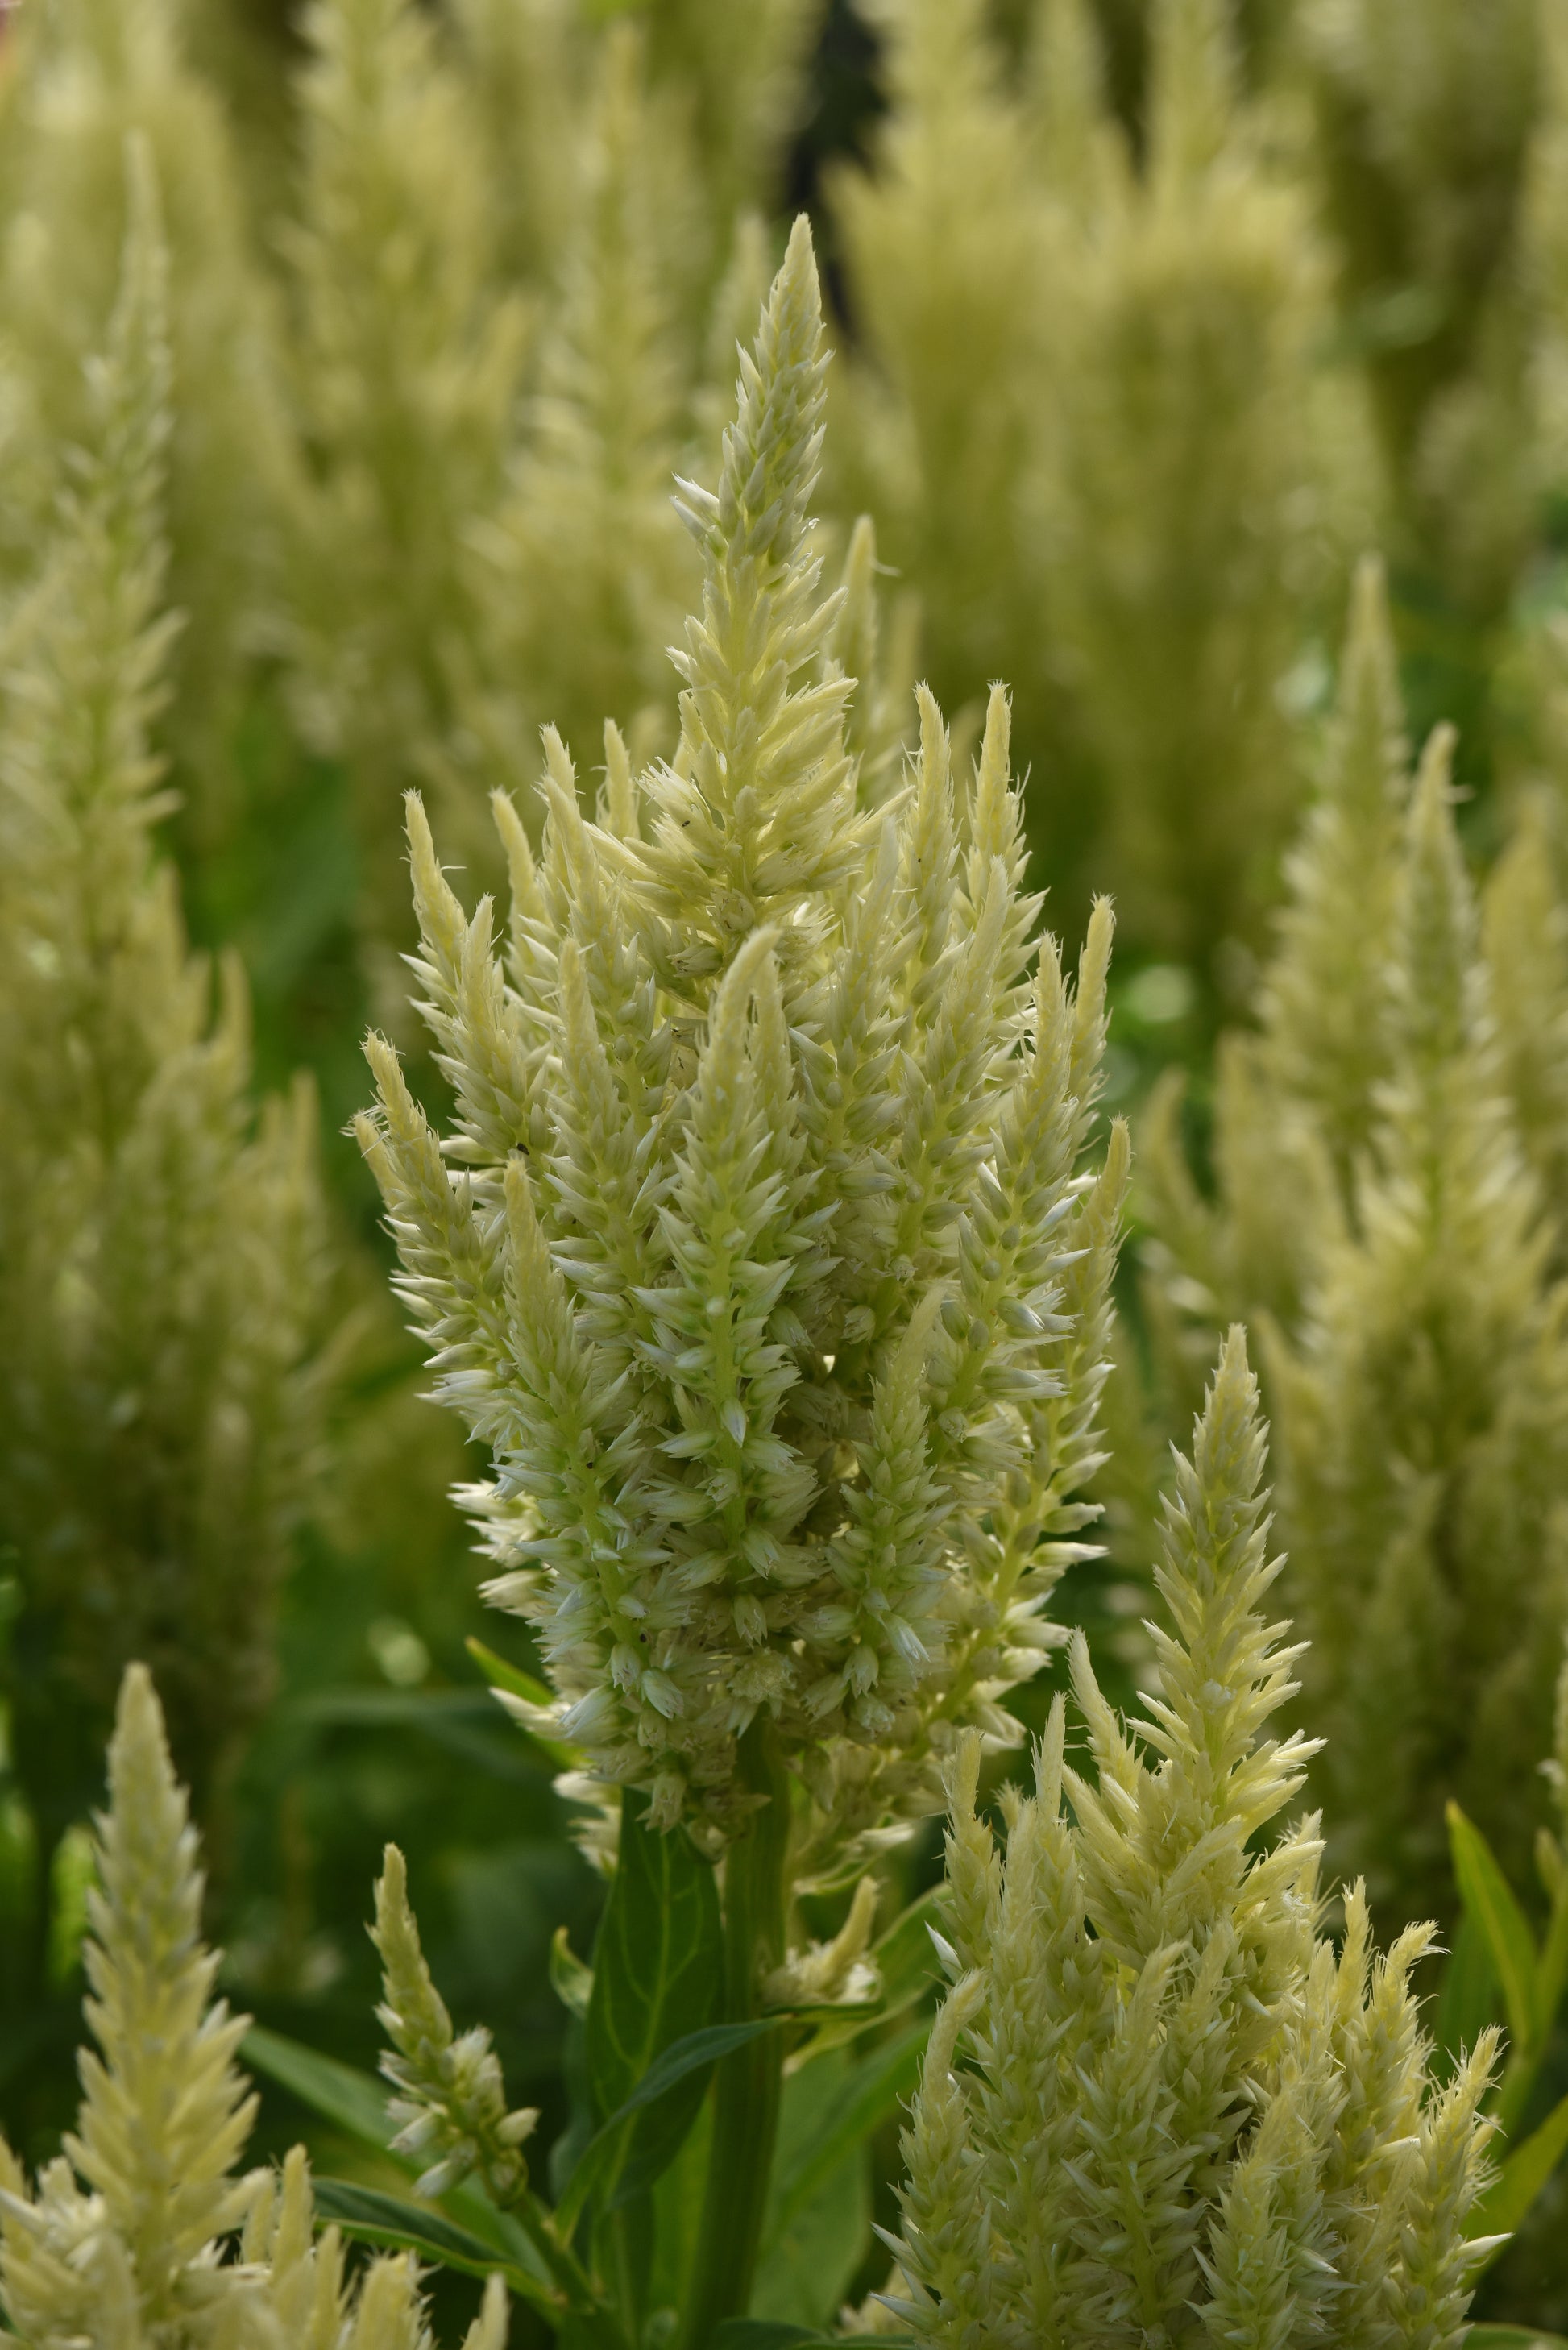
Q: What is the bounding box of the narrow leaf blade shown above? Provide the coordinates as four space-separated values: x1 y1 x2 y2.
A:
1468 2086 1568 2248
311 2178 560 2319
243 2024 394 2152
1447 1802 1538 2054
556 2018 785 2237
1465 2331 1568 2349
581 1791 722 2211
767 2024 929 2244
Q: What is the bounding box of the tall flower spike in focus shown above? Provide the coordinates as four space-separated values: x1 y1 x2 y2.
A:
894 1329 1502 2350
357 214 1126 1876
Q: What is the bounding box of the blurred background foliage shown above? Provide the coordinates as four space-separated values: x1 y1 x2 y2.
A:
10 0 1568 2334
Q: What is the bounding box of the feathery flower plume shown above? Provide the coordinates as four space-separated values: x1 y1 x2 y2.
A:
358 216 1125 1874
894 1331 1501 2350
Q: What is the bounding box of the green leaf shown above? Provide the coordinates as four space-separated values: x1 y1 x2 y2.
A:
754 2053 871 2331
1433 1910 1500 2067
243 2024 394 2150
288 1688 544 1783
467 1637 583 1772
1468 2086 1568 2251
311 2178 561 2317
556 2018 786 2238
1447 1802 1539 2055
1465 2332 1568 2350
581 1791 722 2210
711 2327 825 2350
765 2023 928 2246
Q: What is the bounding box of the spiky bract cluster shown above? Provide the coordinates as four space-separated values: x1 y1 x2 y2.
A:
358 219 1125 1866
1038 0 1331 976
894 1333 1500 2350
0 1666 509 2350
0 0 291 795
0 162 326 1842
834 0 1338 985
372 1845 539 2206
1143 563 1568 1926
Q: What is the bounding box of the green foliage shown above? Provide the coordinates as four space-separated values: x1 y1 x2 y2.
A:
0 160 328 1907
357 217 1126 1872
894 1331 1502 2350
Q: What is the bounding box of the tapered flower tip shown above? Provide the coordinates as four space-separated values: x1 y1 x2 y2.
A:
106 1661 182 1833
687 212 828 569
1331 550 1406 808
96 1661 205 1951
1399 721 1471 1065
1190 1323 1267 1511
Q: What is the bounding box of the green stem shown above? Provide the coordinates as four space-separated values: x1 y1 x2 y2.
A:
682 1721 790 2350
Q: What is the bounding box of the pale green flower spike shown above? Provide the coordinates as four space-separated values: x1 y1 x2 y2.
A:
1270 735 1568 1927
372 1844 540 2205
1257 551 1409 1193
358 215 1126 1870
0 1664 259 2350
0 152 327 1887
1138 558 1408 1421
475 21 700 782
1143 578 1568 1924
1483 787 1568 1273
832 0 1047 715
284 0 528 945
642 0 826 235
0 0 291 803
894 1330 1503 2350
1041 0 1327 978
0 1667 512 2350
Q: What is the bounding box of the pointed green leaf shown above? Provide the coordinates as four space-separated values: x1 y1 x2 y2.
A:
243 2024 394 2150
580 1790 722 2211
765 2022 928 2246
1465 2331 1568 2349
1467 2086 1568 2252
467 1636 584 1771
556 2018 786 2238
1433 1910 1500 2067
311 2177 561 2318
1447 1802 1538 2055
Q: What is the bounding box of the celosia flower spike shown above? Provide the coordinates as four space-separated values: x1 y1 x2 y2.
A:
894 1331 1500 2350
360 216 1124 1876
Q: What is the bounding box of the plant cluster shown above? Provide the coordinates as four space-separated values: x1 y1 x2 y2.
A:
1142 558 1568 1933
7 0 1568 2344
